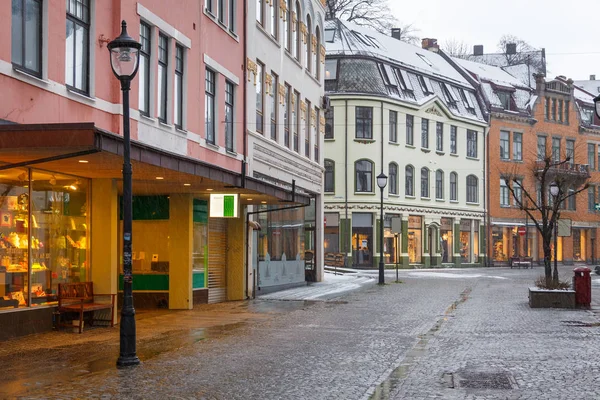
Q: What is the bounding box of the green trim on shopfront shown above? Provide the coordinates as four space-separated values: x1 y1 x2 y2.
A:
193 271 205 289
118 274 169 290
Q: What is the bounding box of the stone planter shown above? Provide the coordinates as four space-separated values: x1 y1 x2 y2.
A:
528 287 576 309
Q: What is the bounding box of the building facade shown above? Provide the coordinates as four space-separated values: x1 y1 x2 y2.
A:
323 21 487 269
246 0 326 293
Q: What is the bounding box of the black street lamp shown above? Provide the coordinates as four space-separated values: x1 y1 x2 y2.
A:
550 182 560 274
108 21 142 368
377 172 388 285
594 95 600 119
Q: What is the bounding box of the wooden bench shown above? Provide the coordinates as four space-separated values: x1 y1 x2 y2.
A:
510 257 533 269
324 253 345 268
57 282 115 334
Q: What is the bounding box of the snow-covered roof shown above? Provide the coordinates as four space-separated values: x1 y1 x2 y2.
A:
324 19 470 87
574 80 600 96
454 58 526 88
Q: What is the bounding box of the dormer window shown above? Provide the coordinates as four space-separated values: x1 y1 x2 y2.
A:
418 75 433 95
378 63 399 96
460 88 476 114
325 59 337 80
393 68 415 99
581 106 594 125
441 82 458 108
497 91 512 110
417 53 433 67
324 29 335 43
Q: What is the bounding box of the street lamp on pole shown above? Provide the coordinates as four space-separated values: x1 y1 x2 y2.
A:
377 172 388 285
108 21 142 368
550 182 559 274
593 95 600 120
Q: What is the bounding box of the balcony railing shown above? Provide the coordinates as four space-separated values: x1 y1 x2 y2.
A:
535 161 591 179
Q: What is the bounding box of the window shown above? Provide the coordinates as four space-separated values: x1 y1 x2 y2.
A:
565 100 570 124
537 136 546 160
467 130 477 158
566 139 575 165
325 108 333 139
582 107 594 125
551 98 556 120
418 75 432 94
379 64 398 96
306 15 312 72
324 28 335 43
325 59 337 80
12 0 42 77
421 118 429 149
589 186 596 212
205 69 216 144
544 97 550 120
500 131 510 160
441 83 458 107
450 172 457 201
256 0 263 25
436 122 443 151
293 90 300 152
314 107 320 162
206 0 214 13
270 72 278 140
355 107 373 139
395 69 414 94
389 111 397 143
138 22 151 116
256 61 264 134
450 126 457 154
500 179 509 206
558 100 563 123
513 179 522 206
467 175 478 203
324 159 334 192
293 2 300 60
405 165 414 196
305 99 311 157
421 168 429 198
460 89 475 113
497 91 511 110
314 29 320 80
406 114 414 145
158 34 169 122
355 160 373 192
284 0 290 51
270 0 278 38
284 83 291 148
65 0 90 94
229 0 236 32
513 132 522 161
568 188 576 210
436 170 444 199
218 0 225 23
589 144 596 171
174 45 184 129
389 163 398 195
225 81 234 152
552 137 561 162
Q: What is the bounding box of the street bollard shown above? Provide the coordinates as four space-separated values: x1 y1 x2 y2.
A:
573 267 592 308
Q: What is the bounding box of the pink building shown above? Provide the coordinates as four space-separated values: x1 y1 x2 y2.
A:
0 0 302 339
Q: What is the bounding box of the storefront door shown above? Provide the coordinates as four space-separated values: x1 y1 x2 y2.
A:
352 213 373 267
304 226 316 281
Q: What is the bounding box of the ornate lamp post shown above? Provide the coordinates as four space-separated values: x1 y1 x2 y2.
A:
550 182 560 274
377 172 388 285
594 95 600 120
108 21 142 368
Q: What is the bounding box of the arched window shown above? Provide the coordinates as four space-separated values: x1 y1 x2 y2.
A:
421 167 429 198
355 159 373 192
389 163 398 195
293 2 300 60
436 170 444 200
284 0 291 51
324 159 335 193
314 27 320 79
306 15 312 72
405 165 414 196
450 172 458 201
467 175 478 203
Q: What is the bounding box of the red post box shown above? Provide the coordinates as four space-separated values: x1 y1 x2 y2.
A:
573 267 592 308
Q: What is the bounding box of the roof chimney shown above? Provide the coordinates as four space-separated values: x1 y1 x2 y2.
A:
506 43 517 55
391 28 401 40
591 74 596 81
421 38 439 52
473 45 483 56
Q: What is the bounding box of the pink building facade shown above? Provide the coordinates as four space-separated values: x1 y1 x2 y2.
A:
0 0 307 339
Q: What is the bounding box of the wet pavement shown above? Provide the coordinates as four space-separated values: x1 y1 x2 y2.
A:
2 265 600 399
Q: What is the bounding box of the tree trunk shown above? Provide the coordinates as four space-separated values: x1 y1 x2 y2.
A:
542 230 553 287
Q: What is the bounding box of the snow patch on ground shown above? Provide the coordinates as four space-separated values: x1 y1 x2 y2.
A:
407 271 508 280
258 273 374 301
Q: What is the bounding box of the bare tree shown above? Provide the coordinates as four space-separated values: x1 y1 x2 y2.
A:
325 0 419 43
497 34 545 72
502 153 591 287
442 38 471 58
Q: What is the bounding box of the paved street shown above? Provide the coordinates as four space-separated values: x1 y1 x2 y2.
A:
3 265 600 399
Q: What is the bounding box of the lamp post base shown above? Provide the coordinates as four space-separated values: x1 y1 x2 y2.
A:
117 355 141 367
378 261 385 285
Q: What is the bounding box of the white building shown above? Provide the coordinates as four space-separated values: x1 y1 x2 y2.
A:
323 20 488 268
246 0 326 293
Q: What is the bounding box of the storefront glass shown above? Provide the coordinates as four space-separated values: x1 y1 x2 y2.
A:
192 199 208 289
440 218 453 263
573 228 586 262
352 213 372 267
473 222 479 263
408 215 422 264
492 226 505 262
384 214 400 264
324 212 339 254
460 219 471 263
1 169 90 310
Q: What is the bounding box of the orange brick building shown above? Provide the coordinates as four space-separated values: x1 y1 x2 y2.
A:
454 57 600 265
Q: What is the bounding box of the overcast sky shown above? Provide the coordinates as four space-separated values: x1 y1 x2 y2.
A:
390 0 600 82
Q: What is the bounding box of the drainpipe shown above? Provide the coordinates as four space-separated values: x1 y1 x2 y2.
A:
485 124 491 267
344 99 349 256
242 0 248 187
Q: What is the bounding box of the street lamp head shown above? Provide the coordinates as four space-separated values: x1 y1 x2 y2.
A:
594 94 600 120
108 21 142 82
377 172 388 189
550 181 559 197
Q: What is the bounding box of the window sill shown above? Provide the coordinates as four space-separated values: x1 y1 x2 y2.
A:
421 197 431 201
324 138 335 141
450 200 459 204
436 151 445 156
450 153 458 157
354 139 375 143
389 193 400 197
500 205 511 208
139 114 155 123
175 127 188 136
389 141 400 146
206 142 219 150
226 149 237 157
421 148 431 153
285 51 303 70
204 8 239 42
159 121 173 129
13 67 47 85
466 202 480 206
435 198 445 202
466 156 480 161
66 87 95 102
405 144 416 149
355 192 375 195
405 195 416 199
257 23 281 48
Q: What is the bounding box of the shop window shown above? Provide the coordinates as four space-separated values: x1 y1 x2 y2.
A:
258 205 305 262
324 159 335 193
384 214 400 264
460 219 472 263
324 213 340 254
407 216 422 263
440 218 453 263
12 0 43 77
352 213 372 267
192 199 208 289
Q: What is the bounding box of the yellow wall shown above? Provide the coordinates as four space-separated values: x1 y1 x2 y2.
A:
227 216 245 300
90 179 118 323
168 194 193 309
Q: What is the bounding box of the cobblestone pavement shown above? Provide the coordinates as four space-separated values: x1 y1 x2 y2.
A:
4 265 600 399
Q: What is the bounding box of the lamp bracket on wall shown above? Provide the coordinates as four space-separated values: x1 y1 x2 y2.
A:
98 34 111 48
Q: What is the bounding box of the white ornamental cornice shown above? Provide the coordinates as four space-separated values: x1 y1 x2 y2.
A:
253 142 323 182
323 203 485 219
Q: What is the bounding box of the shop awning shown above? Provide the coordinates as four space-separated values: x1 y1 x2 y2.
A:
0 123 310 205
491 221 526 226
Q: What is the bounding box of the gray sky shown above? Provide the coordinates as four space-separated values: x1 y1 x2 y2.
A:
390 0 600 83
